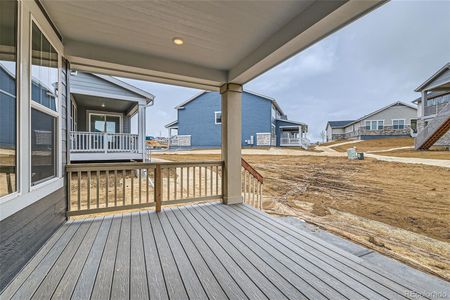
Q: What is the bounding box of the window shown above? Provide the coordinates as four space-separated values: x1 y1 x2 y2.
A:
0 0 17 196
89 113 122 133
214 111 222 124
393 119 405 130
31 22 59 185
365 120 383 131
31 109 56 184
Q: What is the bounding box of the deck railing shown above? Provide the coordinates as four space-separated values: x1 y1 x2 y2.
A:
241 158 263 209
70 131 139 153
66 160 223 216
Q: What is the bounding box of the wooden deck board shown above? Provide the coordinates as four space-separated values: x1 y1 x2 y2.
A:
2 203 432 300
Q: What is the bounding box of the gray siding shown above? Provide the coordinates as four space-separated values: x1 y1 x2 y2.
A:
425 68 450 90
0 187 66 292
70 72 142 99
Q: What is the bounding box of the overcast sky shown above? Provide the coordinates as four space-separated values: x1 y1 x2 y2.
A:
124 0 450 141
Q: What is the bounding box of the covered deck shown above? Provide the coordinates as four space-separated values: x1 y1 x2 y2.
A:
69 72 154 162
1 203 432 300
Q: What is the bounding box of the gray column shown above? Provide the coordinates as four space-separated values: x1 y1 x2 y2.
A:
138 104 146 156
220 83 243 205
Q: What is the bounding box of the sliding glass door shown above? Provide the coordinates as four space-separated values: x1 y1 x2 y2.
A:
89 113 121 133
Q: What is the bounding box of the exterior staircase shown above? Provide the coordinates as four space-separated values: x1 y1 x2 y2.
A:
415 102 450 150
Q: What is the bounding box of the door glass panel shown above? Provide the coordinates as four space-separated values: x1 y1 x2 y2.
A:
91 115 105 132
106 116 120 133
0 0 17 196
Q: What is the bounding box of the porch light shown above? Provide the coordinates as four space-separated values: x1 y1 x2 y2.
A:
172 37 184 45
101 103 105 107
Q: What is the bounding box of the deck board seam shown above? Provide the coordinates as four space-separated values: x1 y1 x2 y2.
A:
18 219 85 299
165 208 230 299
33 218 95 299
209 204 353 299
65 216 106 300
224 205 384 299
196 204 314 300
172 207 252 300
188 204 292 300
236 205 423 299
145 210 171 299
179 206 269 300
138 212 151 300
0 220 73 298
161 209 215 299
87 216 115 300
156 211 204 299
108 214 124 300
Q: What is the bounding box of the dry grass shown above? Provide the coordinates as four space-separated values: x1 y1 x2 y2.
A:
332 137 414 152
380 149 450 160
155 153 450 280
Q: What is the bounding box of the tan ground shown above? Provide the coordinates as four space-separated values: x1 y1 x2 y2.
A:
380 149 450 160
154 153 450 280
331 137 414 152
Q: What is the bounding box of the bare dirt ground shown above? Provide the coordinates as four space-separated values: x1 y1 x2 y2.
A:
380 148 450 160
331 137 415 152
154 153 450 280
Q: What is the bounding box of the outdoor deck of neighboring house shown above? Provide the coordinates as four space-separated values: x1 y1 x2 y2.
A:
1 203 432 300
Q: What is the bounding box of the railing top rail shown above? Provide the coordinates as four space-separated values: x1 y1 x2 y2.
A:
241 158 263 183
66 160 224 171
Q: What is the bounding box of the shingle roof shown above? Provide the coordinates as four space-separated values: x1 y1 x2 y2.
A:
327 120 355 128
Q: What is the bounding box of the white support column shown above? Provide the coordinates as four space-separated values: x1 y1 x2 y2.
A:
138 104 146 157
220 83 243 205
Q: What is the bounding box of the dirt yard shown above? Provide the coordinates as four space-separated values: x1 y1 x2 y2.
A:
331 137 414 152
154 153 450 280
380 149 450 160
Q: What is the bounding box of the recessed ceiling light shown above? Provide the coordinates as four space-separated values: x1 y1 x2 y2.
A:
101 103 105 107
172 37 184 45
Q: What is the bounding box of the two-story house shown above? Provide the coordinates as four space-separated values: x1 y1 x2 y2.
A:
412 63 450 149
166 91 309 148
325 101 417 142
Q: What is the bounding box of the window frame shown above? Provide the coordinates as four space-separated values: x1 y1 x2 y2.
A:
392 119 405 130
0 0 19 200
87 111 123 133
214 111 222 125
0 0 65 220
29 16 62 190
365 120 384 131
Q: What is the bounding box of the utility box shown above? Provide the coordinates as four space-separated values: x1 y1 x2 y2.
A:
357 152 364 160
347 147 358 160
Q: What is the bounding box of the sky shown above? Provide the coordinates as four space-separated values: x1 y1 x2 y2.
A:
124 0 450 142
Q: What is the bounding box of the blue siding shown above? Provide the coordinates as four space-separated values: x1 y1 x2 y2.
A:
177 92 272 147
0 67 16 148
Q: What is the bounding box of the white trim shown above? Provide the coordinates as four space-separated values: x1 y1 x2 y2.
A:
392 119 406 129
0 178 64 221
365 119 384 131
214 111 222 125
87 110 123 133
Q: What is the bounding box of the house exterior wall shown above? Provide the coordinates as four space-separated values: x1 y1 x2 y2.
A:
0 66 16 148
275 120 306 146
70 72 142 99
346 104 417 140
0 188 66 291
177 91 272 147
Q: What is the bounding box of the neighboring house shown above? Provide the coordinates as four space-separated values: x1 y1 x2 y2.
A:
166 91 309 148
412 63 450 149
325 101 417 142
69 71 154 161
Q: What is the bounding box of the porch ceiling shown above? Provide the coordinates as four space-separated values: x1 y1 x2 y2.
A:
73 94 136 113
41 0 384 89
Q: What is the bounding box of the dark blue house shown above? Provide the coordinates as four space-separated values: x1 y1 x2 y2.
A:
166 91 308 148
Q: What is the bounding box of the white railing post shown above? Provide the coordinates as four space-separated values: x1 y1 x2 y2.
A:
104 132 108 153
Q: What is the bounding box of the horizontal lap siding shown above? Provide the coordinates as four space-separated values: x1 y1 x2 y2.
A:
0 187 66 292
178 92 271 147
